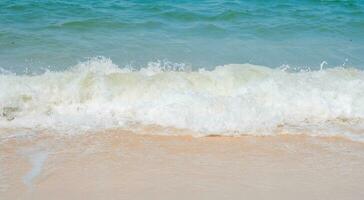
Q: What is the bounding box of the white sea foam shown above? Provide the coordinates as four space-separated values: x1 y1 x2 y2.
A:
1 57 364 141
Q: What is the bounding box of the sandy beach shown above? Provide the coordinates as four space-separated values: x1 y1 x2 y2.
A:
1 1 364 199
1 129 364 200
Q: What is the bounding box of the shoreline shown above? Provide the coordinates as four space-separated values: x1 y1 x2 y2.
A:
1 130 364 199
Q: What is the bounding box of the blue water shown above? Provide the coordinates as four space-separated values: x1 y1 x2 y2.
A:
1 0 364 73
2 1 364 140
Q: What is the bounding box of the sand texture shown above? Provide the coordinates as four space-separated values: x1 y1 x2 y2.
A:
1 130 364 200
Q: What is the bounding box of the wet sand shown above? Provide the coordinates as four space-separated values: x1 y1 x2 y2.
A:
1 129 364 200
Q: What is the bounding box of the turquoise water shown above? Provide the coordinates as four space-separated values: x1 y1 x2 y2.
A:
2 0 364 140
1 0 364 73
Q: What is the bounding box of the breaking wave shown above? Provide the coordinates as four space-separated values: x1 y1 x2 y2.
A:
1 57 364 141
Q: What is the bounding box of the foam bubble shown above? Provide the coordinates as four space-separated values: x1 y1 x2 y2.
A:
1 57 364 141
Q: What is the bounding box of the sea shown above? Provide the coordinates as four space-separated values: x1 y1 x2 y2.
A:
1 0 364 141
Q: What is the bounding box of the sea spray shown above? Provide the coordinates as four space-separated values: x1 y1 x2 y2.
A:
1 57 364 141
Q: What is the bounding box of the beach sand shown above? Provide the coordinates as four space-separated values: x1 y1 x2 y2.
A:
1 129 364 200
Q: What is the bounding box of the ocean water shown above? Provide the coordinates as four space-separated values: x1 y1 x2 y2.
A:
1 0 364 141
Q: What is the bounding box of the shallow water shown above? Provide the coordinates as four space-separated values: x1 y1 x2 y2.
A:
1 0 363 72
1 1 364 141
22 151 48 188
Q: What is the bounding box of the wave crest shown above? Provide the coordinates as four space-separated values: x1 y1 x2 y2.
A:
1 57 364 141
